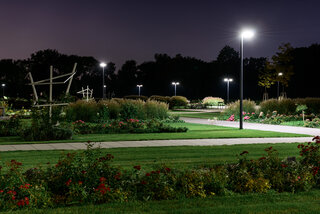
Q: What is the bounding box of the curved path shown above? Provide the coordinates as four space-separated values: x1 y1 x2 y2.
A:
0 117 317 151
181 117 320 136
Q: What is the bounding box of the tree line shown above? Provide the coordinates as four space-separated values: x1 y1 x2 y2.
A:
0 43 319 101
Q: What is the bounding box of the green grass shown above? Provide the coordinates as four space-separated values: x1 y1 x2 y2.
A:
7 190 320 213
0 123 308 145
0 142 305 171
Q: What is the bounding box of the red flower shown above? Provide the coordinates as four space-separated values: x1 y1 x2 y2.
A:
146 173 151 176
259 157 266 160
281 164 288 168
240 151 249 156
81 170 87 174
141 180 147 185
165 167 171 172
66 179 72 186
114 172 121 180
0 190 3 193
99 177 107 183
133 165 141 170
78 181 83 185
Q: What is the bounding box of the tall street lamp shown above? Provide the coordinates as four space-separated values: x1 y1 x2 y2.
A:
137 85 143 96
172 82 179 96
240 29 255 129
100 62 107 99
277 72 283 100
224 78 233 103
1 83 5 98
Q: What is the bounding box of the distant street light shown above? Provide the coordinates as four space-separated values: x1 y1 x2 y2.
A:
1 83 5 98
240 29 255 129
224 78 233 103
277 72 283 99
100 62 107 99
172 82 180 96
137 85 143 96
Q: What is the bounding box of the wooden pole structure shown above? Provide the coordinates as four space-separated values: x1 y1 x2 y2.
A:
49 66 53 119
28 72 39 103
66 63 77 94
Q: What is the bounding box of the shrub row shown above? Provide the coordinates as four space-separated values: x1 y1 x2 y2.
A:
1 138 320 210
260 98 320 115
65 99 169 122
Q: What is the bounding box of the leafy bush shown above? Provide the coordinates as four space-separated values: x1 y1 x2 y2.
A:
19 108 73 141
225 100 256 117
304 117 320 128
295 98 320 114
202 97 224 106
7 98 32 109
260 99 305 115
0 115 21 136
169 96 188 109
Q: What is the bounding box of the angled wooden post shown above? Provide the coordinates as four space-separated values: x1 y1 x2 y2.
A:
28 72 39 103
66 63 77 94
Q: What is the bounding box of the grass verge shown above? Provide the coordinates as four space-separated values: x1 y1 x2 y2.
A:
7 190 320 214
0 123 309 145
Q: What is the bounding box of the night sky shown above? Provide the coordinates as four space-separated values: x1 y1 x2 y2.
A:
1 0 320 68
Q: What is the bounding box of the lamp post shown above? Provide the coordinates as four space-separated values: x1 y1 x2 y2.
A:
240 29 254 129
172 82 180 96
1 83 5 98
137 85 143 96
277 72 283 100
224 78 233 103
100 62 107 99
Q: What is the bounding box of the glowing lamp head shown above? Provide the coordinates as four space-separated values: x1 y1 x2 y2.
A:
137 85 143 87
1 84 5 87
278 72 283 76
100 62 107 68
241 29 255 39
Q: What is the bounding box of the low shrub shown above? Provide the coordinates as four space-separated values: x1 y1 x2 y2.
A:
0 115 21 136
202 97 224 106
19 108 73 141
295 98 320 115
169 96 188 109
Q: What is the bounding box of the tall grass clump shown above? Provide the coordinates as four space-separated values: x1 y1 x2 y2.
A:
225 100 257 116
144 100 169 119
169 96 188 109
260 99 296 115
65 100 99 122
99 99 121 119
120 99 146 120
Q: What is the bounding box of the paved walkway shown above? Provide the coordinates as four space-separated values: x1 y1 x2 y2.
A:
0 137 313 151
182 117 320 136
0 117 317 152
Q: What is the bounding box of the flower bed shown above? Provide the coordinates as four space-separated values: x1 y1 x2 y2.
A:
1 137 320 210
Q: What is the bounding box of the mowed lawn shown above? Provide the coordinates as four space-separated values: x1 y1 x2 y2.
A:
2 142 320 214
0 122 309 145
8 190 320 214
0 142 306 170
